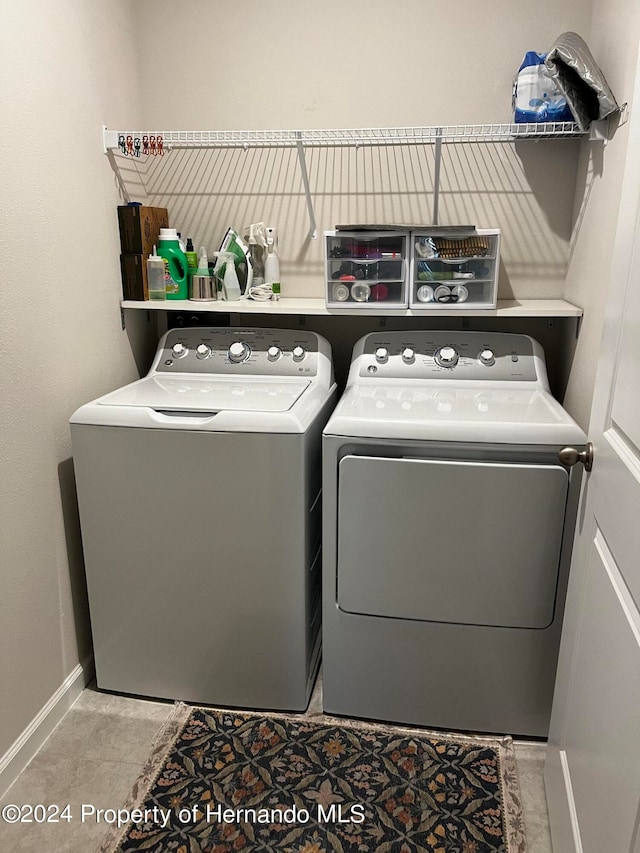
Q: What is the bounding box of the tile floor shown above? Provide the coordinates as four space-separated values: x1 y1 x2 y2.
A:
0 678 553 852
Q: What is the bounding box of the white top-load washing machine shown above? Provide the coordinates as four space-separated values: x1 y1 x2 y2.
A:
322 330 586 736
71 327 336 711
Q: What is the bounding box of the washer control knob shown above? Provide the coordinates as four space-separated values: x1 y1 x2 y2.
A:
171 342 188 358
292 346 306 362
228 341 250 363
375 347 389 364
267 345 282 361
434 345 459 368
401 347 415 364
196 344 211 359
479 348 495 366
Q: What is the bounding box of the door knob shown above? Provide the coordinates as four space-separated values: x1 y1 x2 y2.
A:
558 443 594 472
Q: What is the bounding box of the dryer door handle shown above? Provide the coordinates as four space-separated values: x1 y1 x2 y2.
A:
558 443 594 472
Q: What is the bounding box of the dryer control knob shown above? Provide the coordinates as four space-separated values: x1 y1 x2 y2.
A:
196 344 211 359
401 347 415 364
228 341 250 363
375 347 389 363
292 346 306 362
171 342 188 358
479 348 495 366
434 345 459 368
267 345 282 361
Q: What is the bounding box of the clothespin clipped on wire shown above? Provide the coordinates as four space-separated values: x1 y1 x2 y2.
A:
142 135 149 156
126 135 134 156
118 134 127 155
133 137 141 158
157 135 164 156
149 135 157 155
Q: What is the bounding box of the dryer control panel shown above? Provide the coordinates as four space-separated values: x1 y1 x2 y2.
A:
354 331 541 384
153 327 330 379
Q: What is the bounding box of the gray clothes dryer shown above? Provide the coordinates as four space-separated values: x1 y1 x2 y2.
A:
322 330 587 737
71 327 336 711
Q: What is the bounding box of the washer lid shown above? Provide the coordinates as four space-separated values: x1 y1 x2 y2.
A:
96 375 311 413
324 383 586 444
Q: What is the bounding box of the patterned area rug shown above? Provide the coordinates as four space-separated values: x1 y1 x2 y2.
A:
99 705 526 853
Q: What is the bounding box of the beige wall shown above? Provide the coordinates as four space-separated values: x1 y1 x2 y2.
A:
130 0 591 301
0 1 154 767
562 3 640 428
136 0 590 128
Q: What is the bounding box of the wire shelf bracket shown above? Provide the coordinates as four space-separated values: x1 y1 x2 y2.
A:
295 133 318 240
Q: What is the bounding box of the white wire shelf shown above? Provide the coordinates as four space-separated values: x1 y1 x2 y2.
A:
103 123 584 152
103 122 587 241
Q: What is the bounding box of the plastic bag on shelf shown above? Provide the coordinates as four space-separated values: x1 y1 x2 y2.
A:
513 51 575 123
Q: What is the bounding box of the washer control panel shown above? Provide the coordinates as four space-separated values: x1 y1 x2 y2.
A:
155 328 320 377
357 331 538 382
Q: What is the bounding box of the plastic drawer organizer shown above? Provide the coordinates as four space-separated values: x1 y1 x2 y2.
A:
325 231 408 308
409 229 500 310
324 229 500 310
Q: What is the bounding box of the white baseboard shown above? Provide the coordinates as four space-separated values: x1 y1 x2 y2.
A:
560 748 584 853
0 658 93 799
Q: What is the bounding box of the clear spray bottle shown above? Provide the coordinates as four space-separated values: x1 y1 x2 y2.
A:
213 251 241 301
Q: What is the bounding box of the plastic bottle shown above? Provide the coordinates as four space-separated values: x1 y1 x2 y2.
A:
184 238 198 296
213 251 242 301
185 238 198 271
157 228 189 299
146 245 166 301
196 246 209 274
264 226 280 300
189 246 217 301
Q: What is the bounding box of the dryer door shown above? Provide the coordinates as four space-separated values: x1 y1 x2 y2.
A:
337 455 569 628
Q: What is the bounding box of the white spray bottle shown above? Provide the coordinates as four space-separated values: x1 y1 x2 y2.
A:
264 226 280 300
213 251 241 301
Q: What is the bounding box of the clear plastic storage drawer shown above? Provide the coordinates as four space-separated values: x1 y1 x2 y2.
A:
325 231 408 308
409 229 500 310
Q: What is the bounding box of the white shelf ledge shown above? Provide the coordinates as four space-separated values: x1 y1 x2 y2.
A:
121 297 582 318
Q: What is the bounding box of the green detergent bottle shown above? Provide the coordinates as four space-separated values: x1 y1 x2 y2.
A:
158 228 188 299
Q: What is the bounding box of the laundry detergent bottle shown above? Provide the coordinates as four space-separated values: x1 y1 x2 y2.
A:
157 228 188 299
